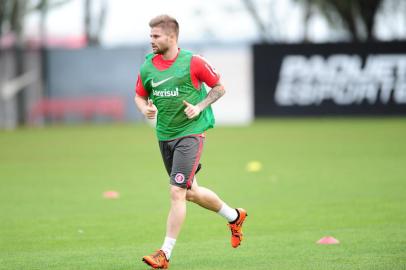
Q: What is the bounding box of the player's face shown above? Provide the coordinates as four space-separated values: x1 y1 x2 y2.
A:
150 27 169 54
150 27 172 55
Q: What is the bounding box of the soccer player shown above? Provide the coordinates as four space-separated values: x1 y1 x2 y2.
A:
134 15 247 269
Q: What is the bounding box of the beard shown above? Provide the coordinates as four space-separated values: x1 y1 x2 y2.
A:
153 44 169 55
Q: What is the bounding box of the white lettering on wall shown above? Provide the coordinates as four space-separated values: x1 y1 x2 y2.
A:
275 54 406 106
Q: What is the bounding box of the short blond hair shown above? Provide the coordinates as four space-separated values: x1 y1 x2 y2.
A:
149 14 179 39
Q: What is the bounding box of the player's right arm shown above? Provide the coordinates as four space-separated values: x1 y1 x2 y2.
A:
134 74 157 119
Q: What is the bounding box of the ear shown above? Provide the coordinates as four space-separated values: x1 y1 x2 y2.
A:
168 32 177 43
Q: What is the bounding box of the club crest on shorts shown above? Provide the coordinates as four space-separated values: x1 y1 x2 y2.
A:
175 173 185 184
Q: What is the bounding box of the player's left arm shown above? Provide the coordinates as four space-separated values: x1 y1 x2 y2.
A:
198 83 225 110
183 83 225 119
183 56 226 119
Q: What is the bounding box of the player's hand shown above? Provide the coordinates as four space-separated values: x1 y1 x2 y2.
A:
144 99 157 119
183 100 201 119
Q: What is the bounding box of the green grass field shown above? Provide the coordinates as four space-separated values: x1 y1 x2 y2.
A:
1 118 405 270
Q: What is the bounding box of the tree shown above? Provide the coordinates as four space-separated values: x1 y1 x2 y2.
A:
358 0 382 41
241 0 272 42
0 0 70 125
31 0 72 46
296 0 384 41
243 0 399 43
241 0 284 43
84 0 107 46
1 0 28 125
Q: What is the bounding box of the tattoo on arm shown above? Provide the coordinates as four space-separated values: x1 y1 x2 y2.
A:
197 84 225 111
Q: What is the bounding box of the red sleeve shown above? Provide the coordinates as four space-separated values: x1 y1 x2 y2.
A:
190 55 220 89
135 74 148 97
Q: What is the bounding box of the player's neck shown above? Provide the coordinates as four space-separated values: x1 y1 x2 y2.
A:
161 46 179 60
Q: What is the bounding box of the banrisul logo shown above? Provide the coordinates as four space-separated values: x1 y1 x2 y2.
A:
151 76 179 97
152 87 179 97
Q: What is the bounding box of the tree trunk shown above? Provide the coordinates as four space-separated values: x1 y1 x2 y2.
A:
329 1 360 41
84 0 93 45
303 0 312 43
241 0 271 43
358 0 382 41
0 0 5 38
39 0 48 47
11 0 27 125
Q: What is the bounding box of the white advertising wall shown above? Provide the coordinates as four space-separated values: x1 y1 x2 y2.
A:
199 46 253 126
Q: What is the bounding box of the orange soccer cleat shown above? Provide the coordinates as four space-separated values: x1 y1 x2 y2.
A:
228 208 248 248
142 249 169 269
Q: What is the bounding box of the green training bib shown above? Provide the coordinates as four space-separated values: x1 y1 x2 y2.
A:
140 49 215 141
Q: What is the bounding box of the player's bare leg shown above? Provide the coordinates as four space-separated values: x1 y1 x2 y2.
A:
186 178 247 248
167 185 187 238
142 185 186 268
186 178 222 211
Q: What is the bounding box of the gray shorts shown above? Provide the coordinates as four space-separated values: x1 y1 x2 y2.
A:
159 134 205 189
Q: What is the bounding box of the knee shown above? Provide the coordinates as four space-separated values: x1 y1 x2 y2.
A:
170 186 186 201
186 189 198 202
186 190 194 202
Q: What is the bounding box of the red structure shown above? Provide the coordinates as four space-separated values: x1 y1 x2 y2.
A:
29 96 125 123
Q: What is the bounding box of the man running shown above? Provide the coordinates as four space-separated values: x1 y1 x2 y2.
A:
134 14 247 269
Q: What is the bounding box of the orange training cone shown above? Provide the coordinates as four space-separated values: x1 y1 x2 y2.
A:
317 236 340 244
103 190 120 199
